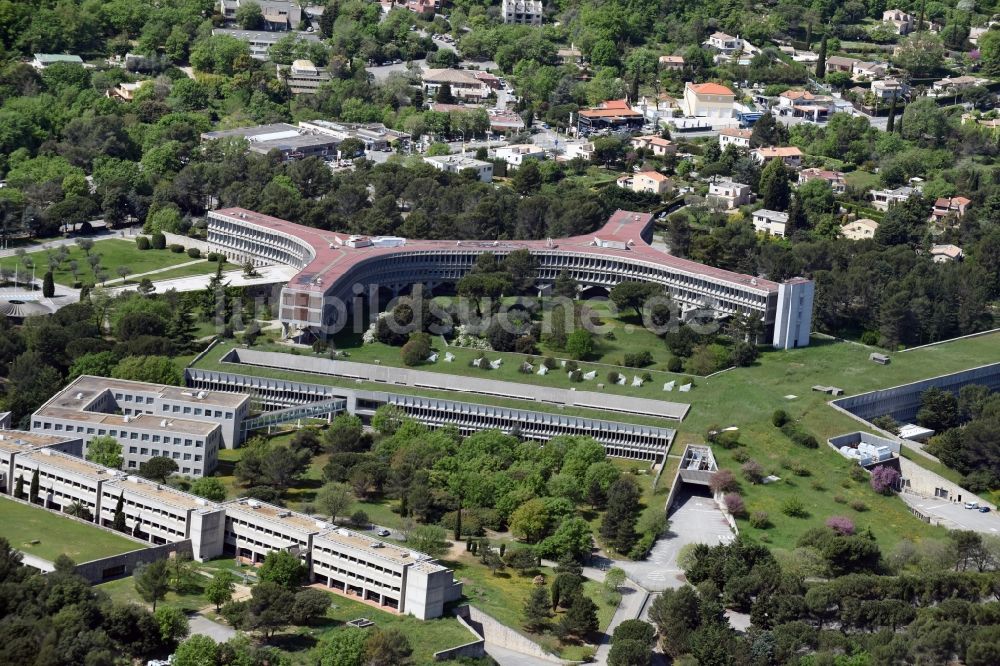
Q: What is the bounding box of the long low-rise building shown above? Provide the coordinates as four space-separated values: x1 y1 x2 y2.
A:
0 431 460 617
206 208 816 349
31 376 250 476
185 364 676 461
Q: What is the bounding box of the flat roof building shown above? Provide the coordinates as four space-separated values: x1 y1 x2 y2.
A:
501 0 543 25
312 526 462 619
219 0 302 30
1 430 85 496
278 60 331 94
752 209 790 237
212 28 319 60
31 53 83 69
31 376 250 477
223 498 329 564
423 154 494 182
201 123 342 161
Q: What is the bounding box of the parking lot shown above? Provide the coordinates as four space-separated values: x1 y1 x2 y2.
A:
620 487 734 591
902 494 1000 534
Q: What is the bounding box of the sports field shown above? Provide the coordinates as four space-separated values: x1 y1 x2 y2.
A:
0 496 140 563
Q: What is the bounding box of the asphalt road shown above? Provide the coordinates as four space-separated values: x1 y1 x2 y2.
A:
902 494 1000 534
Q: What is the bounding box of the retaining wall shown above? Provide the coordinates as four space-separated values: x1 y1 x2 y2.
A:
898 457 996 509
455 605 564 663
433 611 486 661
74 540 193 584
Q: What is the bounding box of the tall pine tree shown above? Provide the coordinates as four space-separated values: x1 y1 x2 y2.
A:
886 97 897 133
29 469 39 504
112 493 127 532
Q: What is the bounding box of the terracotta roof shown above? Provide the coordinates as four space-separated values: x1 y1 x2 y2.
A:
755 146 803 157
688 82 735 96
635 171 670 182
579 99 642 118
719 128 752 138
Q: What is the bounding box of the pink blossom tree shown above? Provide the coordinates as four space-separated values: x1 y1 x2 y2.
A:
870 466 900 495
723 492 746 517
825 516 855 536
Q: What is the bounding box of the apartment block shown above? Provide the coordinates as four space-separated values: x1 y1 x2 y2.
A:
31 376 249 477
0 430 82 494
277 60 331 94
501 0 543 25
423 155 494 182
312 526 462 619
223 498 328 564
99 476 225 561
9 448 107 518
220 0 302 30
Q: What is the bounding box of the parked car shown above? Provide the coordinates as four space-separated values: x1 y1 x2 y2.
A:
964 501 979 509
376 528 391 537
979 506 991 513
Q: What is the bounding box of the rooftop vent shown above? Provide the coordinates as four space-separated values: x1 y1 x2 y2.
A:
75 392 84 400
196 391 206 400
123 415 130 423
42 448 52 456
160 419 167 427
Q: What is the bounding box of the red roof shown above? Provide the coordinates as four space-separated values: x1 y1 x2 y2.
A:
688 83 735 96
209 208 781 297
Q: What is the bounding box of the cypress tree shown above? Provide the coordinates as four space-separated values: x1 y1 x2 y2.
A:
112 493 126 532
816 33 828 79
454 500 462 541
29 469 39 504
14 475 24 499
886 97 897 133
42 271 54 298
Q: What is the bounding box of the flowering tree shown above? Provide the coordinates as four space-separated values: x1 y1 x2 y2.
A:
723 493 746 517
870 466 900 495
709 469 739 494
825 516 855 536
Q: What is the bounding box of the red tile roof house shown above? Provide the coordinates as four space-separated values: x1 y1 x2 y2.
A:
751 146 803 168
798 168 846 194
930 196 971 222
630 135 677 157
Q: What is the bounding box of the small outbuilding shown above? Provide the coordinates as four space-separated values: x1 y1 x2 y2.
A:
869 352 890 365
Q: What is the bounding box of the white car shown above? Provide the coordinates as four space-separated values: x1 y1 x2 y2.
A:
376 528 391 537
964 501 979 510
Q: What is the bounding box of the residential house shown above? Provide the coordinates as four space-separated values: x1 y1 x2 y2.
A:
752 209 790 237
706 32 741 54
930 196 971 222
421 69 494 101
501 0 543 25
752 146 803 168
617 171 671 195
852 61 888 81
277 60 331 94
681 82 736 119
798 168 846 194
777 90 835 120
404 0 438 14
883 9 915 35
707 180 752 209
931 76 989 95
557 45 583 65
718 128 752 150
488 109 525 134
826 55 858 73
561 141 595 162
870 185 921 211
495 144 546 167
31 53 83 70
930 244 963 262
577 99 644 134
423 155 493 182
841 218 879 240
871 78 908 102
659 55 685 71
212 28 320 60
630 135 676 157
107 81 149 102
219 0 303 30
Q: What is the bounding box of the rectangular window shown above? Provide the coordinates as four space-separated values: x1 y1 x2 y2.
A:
141 448 148 455
129 447 137 453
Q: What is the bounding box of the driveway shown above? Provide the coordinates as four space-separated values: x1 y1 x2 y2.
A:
901 494 1000 535
619 488 734 591
188 614 236 642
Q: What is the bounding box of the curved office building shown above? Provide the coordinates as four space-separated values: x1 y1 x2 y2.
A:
207 207 814 349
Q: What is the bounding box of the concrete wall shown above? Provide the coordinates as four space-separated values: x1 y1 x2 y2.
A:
434 612 486 661
831 362 1000 423
898 457 996 509
456 605 564 663
73 539 193 584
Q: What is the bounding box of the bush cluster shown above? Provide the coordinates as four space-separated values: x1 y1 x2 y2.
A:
781 422 819 448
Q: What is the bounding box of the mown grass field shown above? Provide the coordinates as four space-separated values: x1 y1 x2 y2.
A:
3 239 198 286
0 496 140 562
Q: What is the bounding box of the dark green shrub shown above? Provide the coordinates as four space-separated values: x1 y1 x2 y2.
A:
771 409 789 427
151 232 166 249
169 244 184 253
187 247 201 258
667 356 683 372
136 236 150 250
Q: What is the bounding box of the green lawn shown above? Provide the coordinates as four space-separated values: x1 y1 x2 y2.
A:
116 258 226 285
447 552 614 660
2 239 203 287
0 496 140 563
97 573 212 613
282 591 474 666
845 170 881 191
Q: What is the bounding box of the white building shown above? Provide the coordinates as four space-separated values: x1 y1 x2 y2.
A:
871 79 908 102
707 180 752 209
31 53 83 70
882 9 915 35
630 135 676 157
706 32 741 54
870 185 920 211
311 526 462 619
617 171 671 195
560 141 595 162
31 376 250 477
212 28 319 60
930 244 963 263
421 69 493 101
501 0 543 25
0 430 82 495
99 475 226 560
220 0 302 30
798 168 846 194
223 498 327 564
495 144 546 167
278 60 331 94
718 128 752 150
424 155 493 182
752 209 790 237
841 218 879 240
